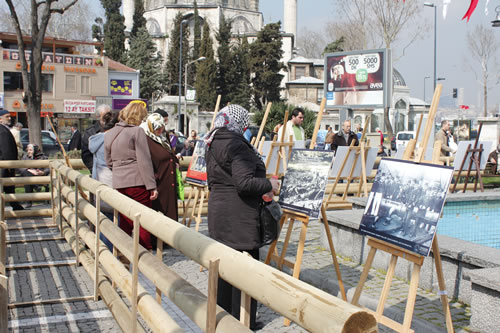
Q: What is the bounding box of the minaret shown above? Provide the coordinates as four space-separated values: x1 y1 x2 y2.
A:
123 0 134 32
283 0 297 40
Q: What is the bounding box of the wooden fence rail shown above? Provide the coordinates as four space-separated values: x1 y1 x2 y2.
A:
50 160 377 333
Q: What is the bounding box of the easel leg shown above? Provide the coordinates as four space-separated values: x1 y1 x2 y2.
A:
320 205 346 301
376 255 398 321
351 247 377 306
181 186 194 225
402 263 422 332
195 189 206 232
277 218 295 270
188 187 200 228
432 239 454 333
265 215 287 265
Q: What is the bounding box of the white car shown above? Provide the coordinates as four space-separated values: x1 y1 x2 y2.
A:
395 131 416 151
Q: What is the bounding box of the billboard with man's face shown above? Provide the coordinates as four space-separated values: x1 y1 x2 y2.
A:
324 48 391 109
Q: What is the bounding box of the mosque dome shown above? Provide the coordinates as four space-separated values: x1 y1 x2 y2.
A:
393 69 406 87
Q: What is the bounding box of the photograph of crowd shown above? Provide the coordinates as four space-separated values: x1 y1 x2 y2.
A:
359 159 454 256
279 149 335 218
185 140 208 185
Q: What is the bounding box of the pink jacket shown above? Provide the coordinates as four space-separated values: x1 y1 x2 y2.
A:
104 122 156 190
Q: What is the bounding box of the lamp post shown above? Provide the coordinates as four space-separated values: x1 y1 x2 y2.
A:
492 6 500 27
423 76 430 102
183 56 206 134
178 19 188 133
424 2 437 92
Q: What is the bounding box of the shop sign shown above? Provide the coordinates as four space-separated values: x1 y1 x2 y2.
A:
110 79 133 96
63 100 96 114
3 49 103 67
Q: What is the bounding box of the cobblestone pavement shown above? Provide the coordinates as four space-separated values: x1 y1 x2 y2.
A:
5 211 471 332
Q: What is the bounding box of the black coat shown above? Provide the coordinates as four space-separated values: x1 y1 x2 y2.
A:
0 124 18 177
206 128 272 250
68 129 82 151
331 131 359 154
81 122 101 171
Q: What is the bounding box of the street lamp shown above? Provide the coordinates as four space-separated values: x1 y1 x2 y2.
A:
178 19 188 133
423 76 430 102
492 6 500 27
424 2 437 93
183 56 206 134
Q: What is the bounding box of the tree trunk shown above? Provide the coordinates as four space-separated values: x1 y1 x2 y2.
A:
483 74 488 117
384 107 394 141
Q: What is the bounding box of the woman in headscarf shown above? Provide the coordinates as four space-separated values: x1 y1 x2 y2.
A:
19 144 48 208
140 112 179 221
104 101 158 250
205 104 279 330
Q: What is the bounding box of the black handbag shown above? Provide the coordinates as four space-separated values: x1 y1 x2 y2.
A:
260 199 282 246
208 148 282 246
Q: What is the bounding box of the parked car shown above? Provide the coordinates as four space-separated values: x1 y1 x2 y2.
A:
20 129 63 156
395 131 415 152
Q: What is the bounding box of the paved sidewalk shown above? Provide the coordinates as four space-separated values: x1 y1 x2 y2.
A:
5 212 471 332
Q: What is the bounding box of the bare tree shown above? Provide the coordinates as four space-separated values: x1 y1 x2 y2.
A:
328 0 427 139
465 24 499 117
5 0 79 148
296 27 326 58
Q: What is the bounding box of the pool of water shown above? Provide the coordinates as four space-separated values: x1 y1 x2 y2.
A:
438 200 500 249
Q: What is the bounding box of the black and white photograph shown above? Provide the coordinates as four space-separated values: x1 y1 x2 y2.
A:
185 140 208 185
359 159 454 256
278 149 335 218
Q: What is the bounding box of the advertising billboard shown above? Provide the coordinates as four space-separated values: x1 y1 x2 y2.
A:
324 48 391 109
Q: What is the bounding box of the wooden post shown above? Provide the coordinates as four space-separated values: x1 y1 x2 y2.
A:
240 252 253 328
0 221 7 333
156 238 164 303
112 208 118 289
432 238 455 333
309 98 326 150
94 190 101 301
131 213 141 333
74 176 80 267
206 258 220 333
57 171 63 236
50 167 55 224
254 102 272 148
210 95 222 130
0 182 4 222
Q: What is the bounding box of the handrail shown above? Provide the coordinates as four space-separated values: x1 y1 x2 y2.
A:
0 159 86 170
51 159 377 332
0 221 7 333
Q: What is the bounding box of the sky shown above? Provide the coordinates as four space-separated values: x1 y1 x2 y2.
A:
259 0 500 113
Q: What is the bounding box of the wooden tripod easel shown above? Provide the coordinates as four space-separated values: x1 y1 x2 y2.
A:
451 123 485 193
351 84 454 333
265 100 346 326
182 182 208 231
324 117 371 210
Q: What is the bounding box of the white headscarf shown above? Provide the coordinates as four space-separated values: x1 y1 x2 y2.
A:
140 113 171 150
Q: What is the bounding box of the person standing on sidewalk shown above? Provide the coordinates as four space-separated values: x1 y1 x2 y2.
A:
324 126 334 150
0 109 24 210
82 104 111 173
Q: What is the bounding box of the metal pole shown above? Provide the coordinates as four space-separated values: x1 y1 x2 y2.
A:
184 62 188 135
178 21 186 134
433 5 437 92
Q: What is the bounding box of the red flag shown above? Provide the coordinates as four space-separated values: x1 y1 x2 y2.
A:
462 0 479 22
459 105 470 110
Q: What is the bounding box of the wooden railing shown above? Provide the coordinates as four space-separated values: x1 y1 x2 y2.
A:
48 160 377 332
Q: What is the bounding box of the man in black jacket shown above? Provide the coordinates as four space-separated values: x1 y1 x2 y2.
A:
68 123 82 151
0 109 24 210
81 104 111 172
331 119 359 154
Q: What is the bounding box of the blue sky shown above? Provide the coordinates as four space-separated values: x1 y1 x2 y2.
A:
260 0 500 112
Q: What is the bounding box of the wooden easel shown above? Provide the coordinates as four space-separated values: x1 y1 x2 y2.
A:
324 117 371 210
351 84 454 333
265 100 346 326
251 102 272 147
181 182 208 232
451 123 485 193
264 111 294 178
264 206 347 325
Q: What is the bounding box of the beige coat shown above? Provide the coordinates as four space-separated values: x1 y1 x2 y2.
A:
435 129 452 157
104 122 156 190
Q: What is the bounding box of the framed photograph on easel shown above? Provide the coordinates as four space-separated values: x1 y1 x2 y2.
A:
278 149 335 218
360 158 453 256
185 140 208 186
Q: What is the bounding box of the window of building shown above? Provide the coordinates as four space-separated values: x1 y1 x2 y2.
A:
4 72 52 92
81 76 90 95
295 66 306 79
65 75 76 92
317 88 323 103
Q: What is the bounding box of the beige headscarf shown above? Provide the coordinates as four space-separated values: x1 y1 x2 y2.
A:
140 113 171 150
